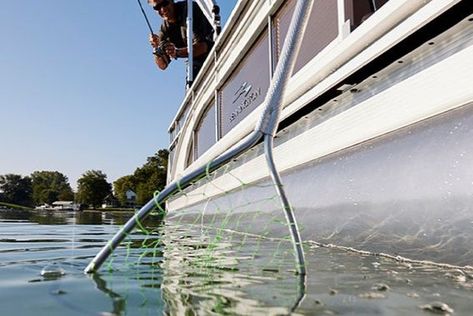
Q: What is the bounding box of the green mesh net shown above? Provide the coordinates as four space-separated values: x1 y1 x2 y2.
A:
99 163 306 314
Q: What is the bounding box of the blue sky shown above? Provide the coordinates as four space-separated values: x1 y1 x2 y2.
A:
0 0 237 189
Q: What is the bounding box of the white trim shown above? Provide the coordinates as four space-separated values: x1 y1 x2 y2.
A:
169 44 473 209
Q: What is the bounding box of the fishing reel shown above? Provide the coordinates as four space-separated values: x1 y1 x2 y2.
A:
153 40 171 64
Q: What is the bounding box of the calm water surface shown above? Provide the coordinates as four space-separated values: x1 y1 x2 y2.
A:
0 209 472 315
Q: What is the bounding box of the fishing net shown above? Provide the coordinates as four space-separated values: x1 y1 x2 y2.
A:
98 155 307 314
88 1 313 311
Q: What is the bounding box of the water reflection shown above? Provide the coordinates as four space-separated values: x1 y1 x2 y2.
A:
90 273 126 315
0 209 162 226
160 223 306 315
75 211 103 225
32 211 69 225
2 210 473 315
0 209 34 221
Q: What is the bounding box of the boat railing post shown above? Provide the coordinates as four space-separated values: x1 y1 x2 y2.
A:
186 0 194 88
212 3 221 39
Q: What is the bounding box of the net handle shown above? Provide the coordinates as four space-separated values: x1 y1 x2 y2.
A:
84 0 313 274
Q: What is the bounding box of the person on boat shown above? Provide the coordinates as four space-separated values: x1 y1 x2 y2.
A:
147 0 214 80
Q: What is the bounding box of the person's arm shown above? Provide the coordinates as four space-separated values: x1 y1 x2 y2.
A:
165 41 208 59
149 33 170 70
154 51 169 70
164 3 213 59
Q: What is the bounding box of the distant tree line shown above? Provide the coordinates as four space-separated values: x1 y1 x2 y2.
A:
113 149 168 206
0 149 168 209
0 174 33 207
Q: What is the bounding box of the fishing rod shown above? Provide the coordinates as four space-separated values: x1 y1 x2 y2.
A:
136 0 154 34
136 0 167 58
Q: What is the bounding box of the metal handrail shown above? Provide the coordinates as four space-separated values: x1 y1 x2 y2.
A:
84 0 312 274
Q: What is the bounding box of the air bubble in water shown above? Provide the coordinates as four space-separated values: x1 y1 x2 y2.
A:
41 263 66 278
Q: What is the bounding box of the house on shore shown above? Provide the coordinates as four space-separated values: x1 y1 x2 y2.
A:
102 194 119 209
125 190 137 208
102 190 137 209
35 201 80 211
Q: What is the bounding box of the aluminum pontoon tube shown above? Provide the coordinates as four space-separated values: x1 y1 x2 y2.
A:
84 0 313 274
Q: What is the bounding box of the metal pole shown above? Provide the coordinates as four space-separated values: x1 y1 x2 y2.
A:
212 3 221 38
371 0 377 11
264 135 306 275
84 131 263 273
186 0 194 87
256 0 313 137
258 0 313 277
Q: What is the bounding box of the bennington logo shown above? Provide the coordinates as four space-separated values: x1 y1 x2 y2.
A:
233 82 252 104
230 82 261 122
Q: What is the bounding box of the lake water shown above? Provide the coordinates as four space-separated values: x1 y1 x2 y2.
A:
1 209 472 315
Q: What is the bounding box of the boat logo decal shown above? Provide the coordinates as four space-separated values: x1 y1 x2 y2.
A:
233 82 253 104
230 82 262 122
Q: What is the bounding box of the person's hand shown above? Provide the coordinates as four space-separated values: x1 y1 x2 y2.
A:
147 0 158 6
164 42 177 59
149 34 160 49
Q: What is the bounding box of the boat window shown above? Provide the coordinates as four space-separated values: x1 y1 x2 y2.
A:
168 142 176 174
273 0 339 73
169 126 175 143
170 100 192 146
185 137 194 168
177 102 191 135
218 29 270 136
345 0 390 31
195 100 217 159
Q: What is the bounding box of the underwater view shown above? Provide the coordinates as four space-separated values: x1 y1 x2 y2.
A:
1 209 472 315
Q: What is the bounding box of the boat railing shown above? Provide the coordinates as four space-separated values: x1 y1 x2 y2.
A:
167 0 436 180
